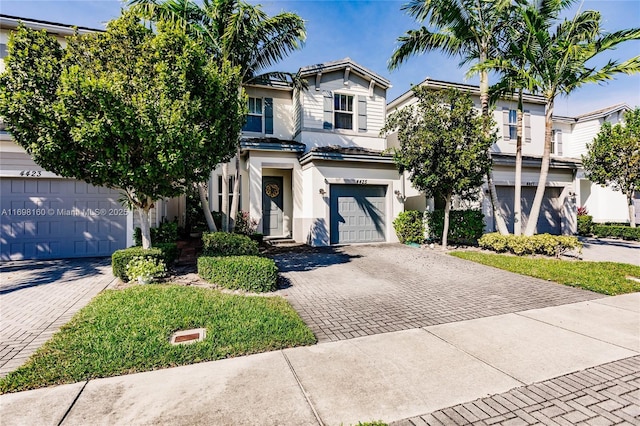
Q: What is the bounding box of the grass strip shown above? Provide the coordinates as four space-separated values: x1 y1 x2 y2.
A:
0 285 315 393
451 251 640 295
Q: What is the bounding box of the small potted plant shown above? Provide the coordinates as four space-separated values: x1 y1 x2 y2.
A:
125 256 167 284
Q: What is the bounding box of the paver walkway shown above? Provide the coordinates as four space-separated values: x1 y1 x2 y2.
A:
394 356 640 426
274 244 603 342
0 258 115 376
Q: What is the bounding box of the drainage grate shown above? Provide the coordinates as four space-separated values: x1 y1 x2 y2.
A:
170 328 206 345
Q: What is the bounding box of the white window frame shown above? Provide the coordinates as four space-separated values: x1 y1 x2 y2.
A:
334 93 354 130
508 109 518 141
245 97 263 133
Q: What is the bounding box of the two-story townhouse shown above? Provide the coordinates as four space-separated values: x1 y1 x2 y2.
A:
555 104 639 224
209 58 405 246
0 15 180 260
387 78 582 235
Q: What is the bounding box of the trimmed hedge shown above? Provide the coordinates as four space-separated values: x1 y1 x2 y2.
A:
202 232 259 256
393 210 425 244
134 221 179 246
425 209 484 245
112 243 178 281
198 256 278 292
478 233 582 257
577 215 593 236
593 225 640 241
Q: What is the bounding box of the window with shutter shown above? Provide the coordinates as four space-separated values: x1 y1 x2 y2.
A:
334 93 354 130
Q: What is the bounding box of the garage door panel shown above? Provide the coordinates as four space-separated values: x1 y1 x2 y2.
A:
497 186 563 235
330 184 387 244
1 178 127 260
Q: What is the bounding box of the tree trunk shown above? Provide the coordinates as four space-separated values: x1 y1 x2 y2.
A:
221 162 229 232
480 69 509 235
442 195 451 250
198 183 218 232
628 192 636 228
524 99 554 236
137 202 152 249
229 148 241 232
514 90 524 235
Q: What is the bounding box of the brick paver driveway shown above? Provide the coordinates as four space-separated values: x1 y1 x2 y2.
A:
0 258 115 376
273 244 603 343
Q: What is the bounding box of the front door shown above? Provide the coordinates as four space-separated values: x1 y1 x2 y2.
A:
262 176 284 236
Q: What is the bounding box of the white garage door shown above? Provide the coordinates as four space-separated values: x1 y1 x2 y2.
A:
330 184 386 244
1 178 128 260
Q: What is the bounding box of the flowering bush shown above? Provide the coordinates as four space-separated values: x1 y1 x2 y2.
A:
125 256 167 283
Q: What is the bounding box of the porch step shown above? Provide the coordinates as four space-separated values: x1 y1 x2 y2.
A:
265 237 298 247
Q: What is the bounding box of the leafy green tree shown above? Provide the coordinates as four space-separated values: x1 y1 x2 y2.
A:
382 88 496 248
389 0 515 236
477 1 640 235
0 14 244 248
129 0 306 232
583 108 640 228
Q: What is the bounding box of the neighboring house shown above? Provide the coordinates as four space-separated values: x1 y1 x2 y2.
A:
554 104 639 225
387 79 637 234
0 15 179 260
210 58 404 246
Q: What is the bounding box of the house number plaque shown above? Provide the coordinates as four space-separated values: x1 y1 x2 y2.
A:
265 183 280 198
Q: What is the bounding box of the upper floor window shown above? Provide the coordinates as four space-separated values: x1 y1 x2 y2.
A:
243 97 263 133
334 94 353 130
0 43 7 59
508 110 517 140
242 97 273 134
502 108 531 143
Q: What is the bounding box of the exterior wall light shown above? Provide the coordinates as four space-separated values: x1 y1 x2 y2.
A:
319 188 326 195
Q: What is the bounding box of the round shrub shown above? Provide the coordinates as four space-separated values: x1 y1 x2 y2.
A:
393 210 425 244
198 255 278 292
112 247 167 281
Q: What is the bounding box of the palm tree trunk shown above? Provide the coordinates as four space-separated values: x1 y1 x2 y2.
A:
514 90 524 235
197 183 218 232
628 192 636 228
442 195 451 250
221 162 229 232
524 99 554 236
229 148 241 232
480 69 509 235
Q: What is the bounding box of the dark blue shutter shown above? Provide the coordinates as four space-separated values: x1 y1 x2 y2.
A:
323 92 333 129
358 96 367 132
264 98 273 135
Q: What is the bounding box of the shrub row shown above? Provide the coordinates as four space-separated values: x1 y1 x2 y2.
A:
112 243 178 281
134 221 179 246
478 233 581 257
198 256 278 292
201 232 259 256
425 209 485 245
392 209 485 246
592 225 640 241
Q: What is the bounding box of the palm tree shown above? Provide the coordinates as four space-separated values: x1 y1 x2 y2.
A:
479 0 640 235
128 0 306 231
389 0 514 235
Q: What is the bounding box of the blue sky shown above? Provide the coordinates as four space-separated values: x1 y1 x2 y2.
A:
1 0 638 116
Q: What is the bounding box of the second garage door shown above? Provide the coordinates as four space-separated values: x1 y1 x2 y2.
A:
330 184 386 244
497 186 563 234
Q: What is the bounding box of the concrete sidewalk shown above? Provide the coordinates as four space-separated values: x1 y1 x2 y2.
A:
1 293 638 426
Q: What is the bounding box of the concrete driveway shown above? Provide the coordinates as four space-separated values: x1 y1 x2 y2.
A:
0 258 116 376
577 237 640 266
273 244 604 342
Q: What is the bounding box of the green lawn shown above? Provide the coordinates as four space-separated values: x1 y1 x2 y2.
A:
451 251 640 295
0 285 316 393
